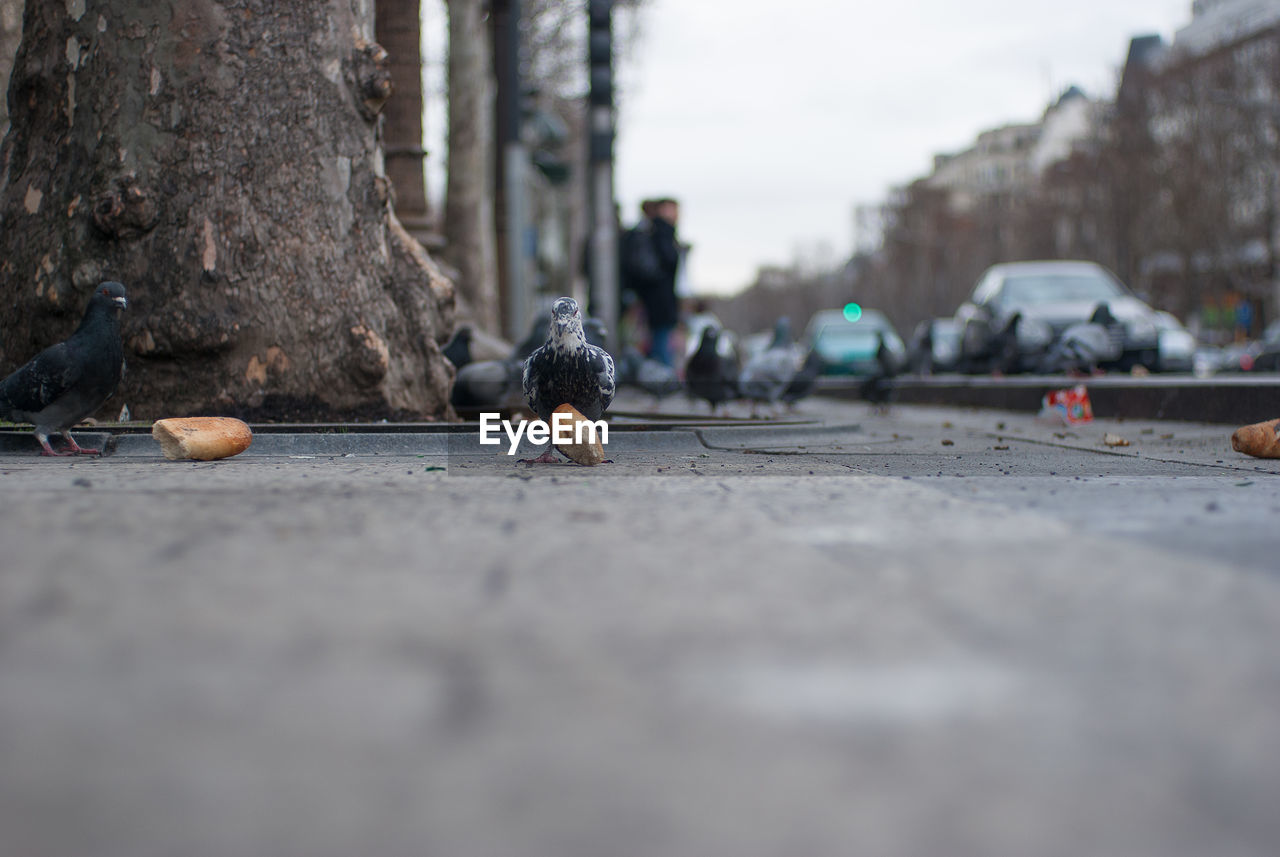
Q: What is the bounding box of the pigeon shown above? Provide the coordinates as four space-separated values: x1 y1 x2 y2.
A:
989 311 1023 375
781 347 825 407
617 346 683 401
511 316 549 363
738 317 799 415
522 297 616 462
450 359 524 409
684 325 739 413
860 331 897 412
583 317 610 351
1039 303 1122 375
442 326 474 369
0 281 128 456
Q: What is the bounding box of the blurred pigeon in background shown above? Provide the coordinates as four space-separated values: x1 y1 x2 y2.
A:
685 325 739 414
739 317 799 416
442 326 474 369
1040 303 1122 375
989 311 1023 376
0 281 128 456
781 347 825 408
617 346 683 402
583 317 610 351
511 316 548 363
450 359 524 409
859 331 897 413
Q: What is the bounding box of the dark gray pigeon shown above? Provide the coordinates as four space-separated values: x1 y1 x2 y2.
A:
684 326 738 413
860 331 896 412
782 347 825 407
511 316 549 363
522 297 616 461
739 317 799 414
442 326 474 369
0 281 128 455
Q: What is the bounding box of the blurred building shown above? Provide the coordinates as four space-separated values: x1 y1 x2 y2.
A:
924 88 1103 216
1174 0 1280 55
1119 0 1280 333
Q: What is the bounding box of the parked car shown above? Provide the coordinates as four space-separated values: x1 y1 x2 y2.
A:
803 308 906 376
1248 322 1280 372
907 318 963 374
955 260 1162 373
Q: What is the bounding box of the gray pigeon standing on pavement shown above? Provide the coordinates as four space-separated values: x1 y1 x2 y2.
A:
617 346 683 401
739 317 799 415
522 297 616 462
0 281 128 456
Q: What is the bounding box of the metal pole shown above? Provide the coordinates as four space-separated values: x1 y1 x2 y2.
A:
492 0 527 342
587 0 618 350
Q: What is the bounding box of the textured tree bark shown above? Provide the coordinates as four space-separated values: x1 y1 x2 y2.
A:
0 0 457 421
442 0 498 334
0 0 21 137
376 0 429 226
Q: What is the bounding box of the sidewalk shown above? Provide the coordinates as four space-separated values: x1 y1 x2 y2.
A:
2 396 1279 857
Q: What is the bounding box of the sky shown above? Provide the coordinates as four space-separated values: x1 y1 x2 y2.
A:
613 0 1196 295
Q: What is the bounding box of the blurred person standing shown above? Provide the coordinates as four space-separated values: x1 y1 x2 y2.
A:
619 200 660 352
643 197 683 366
620 198 683 366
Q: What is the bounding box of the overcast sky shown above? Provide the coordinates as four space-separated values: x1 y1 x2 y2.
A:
613 0 1195 295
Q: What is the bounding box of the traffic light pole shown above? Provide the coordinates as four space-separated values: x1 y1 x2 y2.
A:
587 0 618 349
492 0 529 342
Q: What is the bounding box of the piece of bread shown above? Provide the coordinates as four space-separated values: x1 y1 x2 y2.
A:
152 417 253 461
552 404 607 466
1231 418 1280 458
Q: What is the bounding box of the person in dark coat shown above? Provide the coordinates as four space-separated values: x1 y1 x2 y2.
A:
620 198 683 367
644 198 683 367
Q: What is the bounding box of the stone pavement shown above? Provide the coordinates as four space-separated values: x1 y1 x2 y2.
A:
1 395 1279 857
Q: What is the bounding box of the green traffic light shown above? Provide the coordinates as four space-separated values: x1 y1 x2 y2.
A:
842 303 863 323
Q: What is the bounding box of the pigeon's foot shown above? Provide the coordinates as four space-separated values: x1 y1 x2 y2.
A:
61 434 102 456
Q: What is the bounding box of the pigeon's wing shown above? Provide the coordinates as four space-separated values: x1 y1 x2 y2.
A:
588 345 616 412
521 352 541 416
0 341 84 416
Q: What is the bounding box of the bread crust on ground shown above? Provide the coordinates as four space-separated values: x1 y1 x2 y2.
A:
152 417 253 461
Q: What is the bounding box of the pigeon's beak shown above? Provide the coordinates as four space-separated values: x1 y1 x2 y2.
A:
113 297 128 309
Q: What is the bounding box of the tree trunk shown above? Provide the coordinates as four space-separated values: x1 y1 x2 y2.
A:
0 0 457 422
376 0 430 231
442 0 498 334
0 0 21 137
